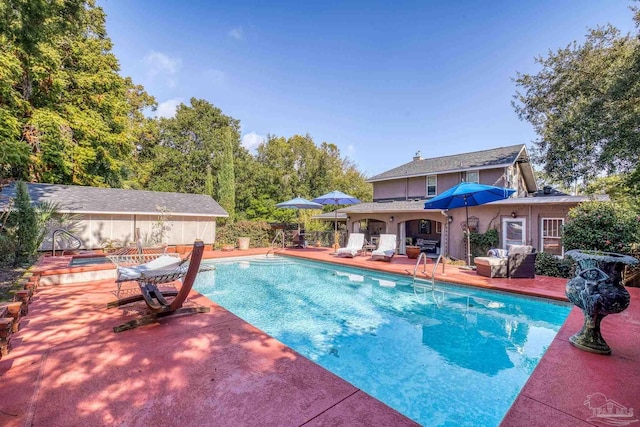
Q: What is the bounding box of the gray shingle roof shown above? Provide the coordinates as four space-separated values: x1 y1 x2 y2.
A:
0 183 229 217
367 144 527 182
339 195 609 214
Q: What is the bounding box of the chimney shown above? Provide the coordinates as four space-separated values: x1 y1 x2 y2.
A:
413 151 423 161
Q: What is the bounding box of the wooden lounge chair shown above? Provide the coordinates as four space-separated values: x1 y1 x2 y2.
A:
107 240 214 332
107 241 177 297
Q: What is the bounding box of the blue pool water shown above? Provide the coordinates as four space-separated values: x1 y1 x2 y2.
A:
69 256 112 266
194 256 571 427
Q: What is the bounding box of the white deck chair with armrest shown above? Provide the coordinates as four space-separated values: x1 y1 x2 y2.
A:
336 233 365 257
371 234 397 262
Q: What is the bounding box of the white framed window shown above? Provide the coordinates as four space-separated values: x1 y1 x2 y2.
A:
426 175 437 196
502 217 526 249
436 221 442 234
541 217 564 257
466 170 479 184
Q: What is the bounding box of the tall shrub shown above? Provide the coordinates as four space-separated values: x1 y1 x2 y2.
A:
216 221 273 248
13 181 38 265
563 201 639 254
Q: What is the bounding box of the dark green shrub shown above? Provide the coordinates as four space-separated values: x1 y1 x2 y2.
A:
535 251 574 278
0 234 15 265
13 181 39 265
216 221 273 248
563 201 639 254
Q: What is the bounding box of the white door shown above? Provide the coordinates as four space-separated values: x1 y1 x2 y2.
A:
502 218 526 249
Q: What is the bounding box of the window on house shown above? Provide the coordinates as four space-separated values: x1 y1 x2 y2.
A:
466 170 479 184
426 175 437 196
541 218 564 257
502 217 526 249
435 221 442 234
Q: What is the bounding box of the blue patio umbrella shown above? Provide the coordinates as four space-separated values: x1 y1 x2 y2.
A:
425 182 515 266
275 197 323 210
312 190 361 233
275 197 323 230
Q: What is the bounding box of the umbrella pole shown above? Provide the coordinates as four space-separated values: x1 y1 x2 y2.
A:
465 199 471 267
334 209 338 249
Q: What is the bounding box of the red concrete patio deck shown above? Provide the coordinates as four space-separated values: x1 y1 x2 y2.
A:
0 247 638 426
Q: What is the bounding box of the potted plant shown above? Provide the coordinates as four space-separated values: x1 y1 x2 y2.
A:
406 245 420 259
218 237 235 251
237 237 250 250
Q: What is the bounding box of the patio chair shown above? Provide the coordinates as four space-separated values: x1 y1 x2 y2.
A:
506 245 537 278
290 230 307 248
474 245 536 278
107 240 215 332
371 234 397 262
336 233 365 257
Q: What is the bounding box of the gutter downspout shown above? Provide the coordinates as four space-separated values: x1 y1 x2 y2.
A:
529 204 533 246
440 210 450 257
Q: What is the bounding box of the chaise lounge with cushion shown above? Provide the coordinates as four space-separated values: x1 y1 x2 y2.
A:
474 248 509 278
371 234 397 262
474 245 537 278
336 233 365 257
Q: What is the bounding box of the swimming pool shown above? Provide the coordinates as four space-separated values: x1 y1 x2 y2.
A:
194 256 571 426
69 255 112 266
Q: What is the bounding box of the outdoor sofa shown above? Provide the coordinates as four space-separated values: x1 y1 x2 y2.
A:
474 245 537 278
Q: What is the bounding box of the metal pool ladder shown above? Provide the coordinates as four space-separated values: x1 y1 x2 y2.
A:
412 252 445 290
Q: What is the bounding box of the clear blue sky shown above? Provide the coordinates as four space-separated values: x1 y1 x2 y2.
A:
99 0 637 177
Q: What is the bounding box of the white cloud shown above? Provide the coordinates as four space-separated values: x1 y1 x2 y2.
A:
347 144 355 153
228 27 244 40
241 132 265 151
143 51 182 87
155 98 183 118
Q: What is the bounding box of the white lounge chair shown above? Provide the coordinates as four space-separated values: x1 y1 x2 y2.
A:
371 234 397 262
336 233 365 257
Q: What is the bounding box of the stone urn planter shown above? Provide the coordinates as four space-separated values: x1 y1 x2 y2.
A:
565 250 639 355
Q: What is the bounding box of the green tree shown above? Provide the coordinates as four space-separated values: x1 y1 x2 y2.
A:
513 9 640 187
217 127 236 222
143 98 245 197
585 174 640 208
247 134 372 224
0 0 155 186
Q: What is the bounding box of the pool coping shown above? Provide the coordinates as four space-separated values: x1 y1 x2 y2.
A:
1 247 638 426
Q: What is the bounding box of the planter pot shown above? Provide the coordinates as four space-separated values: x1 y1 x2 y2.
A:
238 237 250 250
315 241 322 247
406 246 420 259
221 244 235 251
